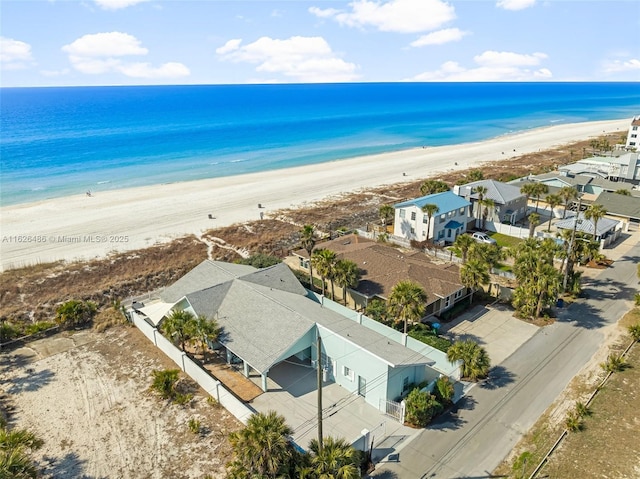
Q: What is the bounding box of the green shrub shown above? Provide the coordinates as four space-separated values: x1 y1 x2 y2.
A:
628 323 640 342
207 396 220 408
150 369 180 400
23 321 57 336
408 326 452 353
237 254 281 268
404 388 442 428
565 411 584 432
438 301 470 322
434 376 455 405
188 417 201 434
0 322 20 342
55 300 97 328
575 401 591 418
600 353 626 373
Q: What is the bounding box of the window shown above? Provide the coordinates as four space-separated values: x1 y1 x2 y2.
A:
410 227 415 234
411 211 416 221
299 258 309 269
632 134 637 138
402 377 409 392
399 209 406 219
445 296 451 308
633 126 638 131
422 230 426 237
439 214 445 223
423 215 428 224
459 207 465 215
343 365 354 381
631 142 637 146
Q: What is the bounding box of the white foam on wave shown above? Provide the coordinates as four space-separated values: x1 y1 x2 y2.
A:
97 180 110 184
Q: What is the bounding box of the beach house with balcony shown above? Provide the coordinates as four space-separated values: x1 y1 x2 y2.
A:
393 191 471 244
130 260 458 410
625 115 640 150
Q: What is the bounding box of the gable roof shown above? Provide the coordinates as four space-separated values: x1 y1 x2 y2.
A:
554 212 619 236
394 191 471 213
594 192 640 221
162 259 437 374
457 179 525 204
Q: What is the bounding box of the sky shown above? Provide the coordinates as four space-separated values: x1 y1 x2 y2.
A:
1 0 639 87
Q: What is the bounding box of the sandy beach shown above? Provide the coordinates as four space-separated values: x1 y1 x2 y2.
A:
0 118 629 271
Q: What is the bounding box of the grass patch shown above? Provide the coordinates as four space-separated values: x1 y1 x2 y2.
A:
408 324 452 353
490 232 524 249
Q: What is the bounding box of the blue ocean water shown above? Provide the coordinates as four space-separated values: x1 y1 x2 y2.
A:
1 82 639 206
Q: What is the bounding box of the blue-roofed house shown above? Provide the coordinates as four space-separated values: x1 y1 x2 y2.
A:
393 191 471 244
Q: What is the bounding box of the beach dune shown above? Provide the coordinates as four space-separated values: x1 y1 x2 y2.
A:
0 119 629 271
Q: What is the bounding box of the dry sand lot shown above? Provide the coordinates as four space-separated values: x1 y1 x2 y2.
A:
0 326 241 479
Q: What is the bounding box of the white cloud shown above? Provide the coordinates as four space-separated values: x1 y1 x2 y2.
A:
63 32 148 57
474 50 547 67
603 58 640 73
93 0 149 10
216 39 243 56
0 36 34 70
410 50 552 81
62 31 189 79
217 36 359 83
496 0 536 11
410 28 469 47
310 0 456 33
117 62 190 78
40 68 71 77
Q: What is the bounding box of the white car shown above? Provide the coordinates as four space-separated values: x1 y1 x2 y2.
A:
472 232 497 244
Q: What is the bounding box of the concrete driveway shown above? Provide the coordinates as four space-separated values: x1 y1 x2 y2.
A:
248 359 418 460
439 303 539 366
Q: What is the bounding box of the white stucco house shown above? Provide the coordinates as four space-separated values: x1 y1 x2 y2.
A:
130 260 459 411
625 115 640 150
393 191 471 244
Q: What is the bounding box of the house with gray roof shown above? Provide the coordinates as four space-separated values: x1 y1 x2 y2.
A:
393 191 471 244
454 179 528 226
554 212 620 241
134 260 455 410
593 191 640 225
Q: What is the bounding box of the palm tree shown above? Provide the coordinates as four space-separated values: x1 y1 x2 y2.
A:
558 186 578 219
545 193 562 232
520 182 536 213
531 183 549 213
534 263 562 318
420 179 449 196
454 234 474 264
446 340 491 381
480 198 495 230
460 259 490 305
161 309 195 352
379 204 394 229
421 203 439 240
584 204 607 241
301 436 360 479
388 280 427 335
528 212 540 238
301 224 317 290
312 249 337 298
473 185 488 227
333 259 361 306
227 411 295 479
190 314 220 360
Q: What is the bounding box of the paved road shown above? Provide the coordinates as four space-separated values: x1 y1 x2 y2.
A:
371 241 640 479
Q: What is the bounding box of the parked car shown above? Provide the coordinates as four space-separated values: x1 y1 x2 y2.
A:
472 232 497 244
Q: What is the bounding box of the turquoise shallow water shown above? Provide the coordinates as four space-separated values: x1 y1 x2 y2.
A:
1 82 639 206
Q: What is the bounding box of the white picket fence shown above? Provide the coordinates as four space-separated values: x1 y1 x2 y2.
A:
130 311 254 424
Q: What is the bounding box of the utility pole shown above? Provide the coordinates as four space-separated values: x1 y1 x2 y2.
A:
563 196 582 292
316 333 323 453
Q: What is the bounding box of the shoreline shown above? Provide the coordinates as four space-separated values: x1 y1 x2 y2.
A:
0 118 630 271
